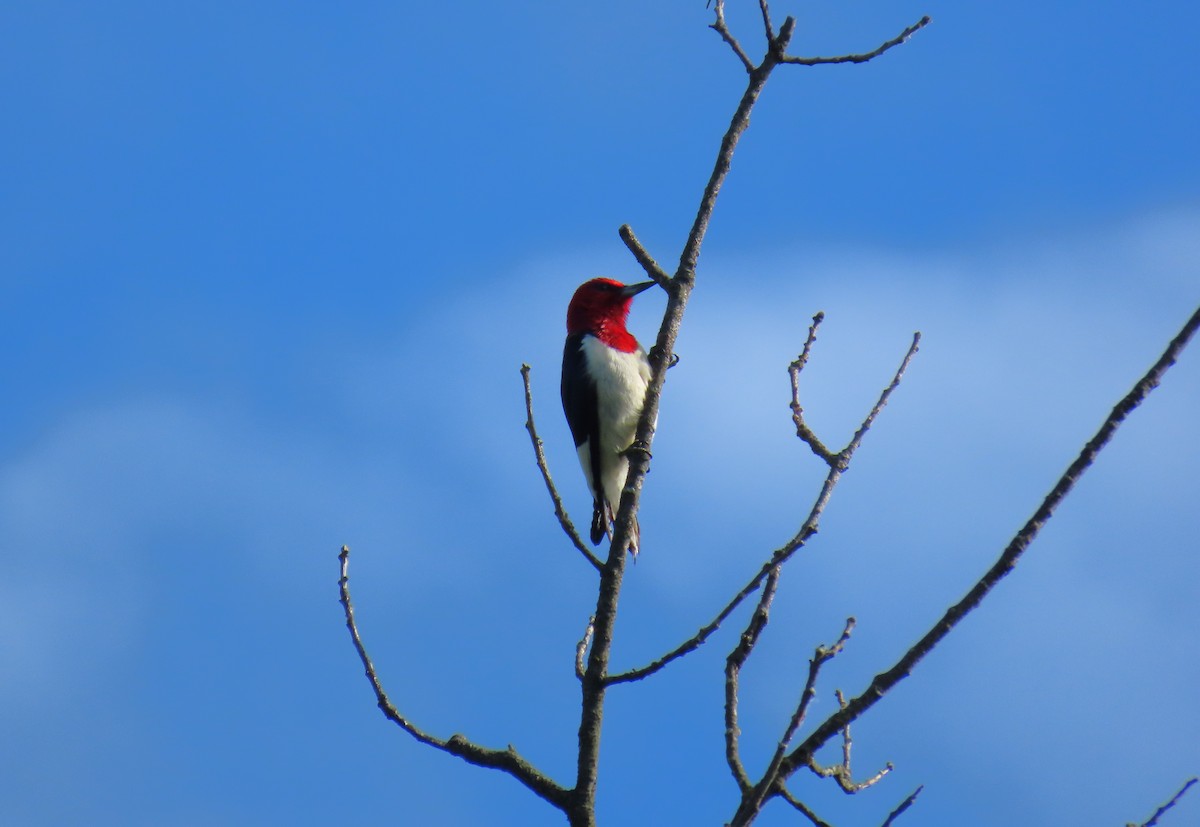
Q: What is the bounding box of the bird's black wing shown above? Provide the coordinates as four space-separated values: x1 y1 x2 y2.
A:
561 333 608 545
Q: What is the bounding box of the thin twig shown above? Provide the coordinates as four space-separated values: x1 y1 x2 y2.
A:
839 332 921 466
784 631 853 768
782 16 932 66
776 783 834 827
521 364 603 573
724 566 782 792
789 312 838 464
607 327 919 686
681 17 794 285
337 546 570 807
1130 777 1199 827
808 755 893 794
880 786 924 827
709 0 755 73
757 0 775 42
805 688 893 794
780 304 1200 781
605 535 804 686
740 618 857 817
618 224 672 288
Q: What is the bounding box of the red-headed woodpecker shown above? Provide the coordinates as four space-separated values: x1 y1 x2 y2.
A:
561 277 656 556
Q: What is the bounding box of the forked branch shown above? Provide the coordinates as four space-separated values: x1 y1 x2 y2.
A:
778 304 1200 782
804 690 893 794
731 619 865 823
709 0 930 75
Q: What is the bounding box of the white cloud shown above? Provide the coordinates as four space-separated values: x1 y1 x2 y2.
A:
0 396 430 708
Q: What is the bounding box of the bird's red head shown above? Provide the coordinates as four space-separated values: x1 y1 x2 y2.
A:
566 278 655 352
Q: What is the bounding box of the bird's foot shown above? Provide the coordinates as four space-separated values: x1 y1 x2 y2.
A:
623 441 652 461
649 345 680 369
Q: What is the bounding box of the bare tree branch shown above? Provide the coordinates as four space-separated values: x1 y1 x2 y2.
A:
785 629 855 775
775 783 834 827
782 16 932 66
880 786 924 827
779 303 1200 782
789 312 839 463
725 566 782 793
709 0 755 73
521 364 602 573
756 0 775 42
675 25 793 288
607 328 919 686
618 224 672 288
1129 777 1199 827
840 333 921 457
804 688 893 794
337 546 570 808
738 619 858 819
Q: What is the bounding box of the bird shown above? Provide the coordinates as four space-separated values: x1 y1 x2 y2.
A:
561 277 656 556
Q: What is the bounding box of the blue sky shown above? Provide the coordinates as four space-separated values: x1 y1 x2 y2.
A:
1 2 1197 825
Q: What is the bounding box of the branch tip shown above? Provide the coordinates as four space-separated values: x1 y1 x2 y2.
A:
619 224 672 288
782 14 931 67
880 785 924 827
1132 777 1199 827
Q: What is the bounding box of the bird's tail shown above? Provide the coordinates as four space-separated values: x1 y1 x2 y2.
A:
590 499 611 547
590 499 639 558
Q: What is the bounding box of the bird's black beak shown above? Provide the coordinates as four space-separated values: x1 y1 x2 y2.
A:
621 281 656 298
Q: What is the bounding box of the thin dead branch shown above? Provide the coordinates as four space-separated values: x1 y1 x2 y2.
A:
521 364 602 572
781 17 932 66
618 224 672 289
775 783 833 827
756 0 775 41
709 0 755 73
880 786 925 827
1129 777 1199 827
734 619 860 821
724 566 783 792
337 546 570 808
786 629 857 779
789 312 838 463
804 689 893 794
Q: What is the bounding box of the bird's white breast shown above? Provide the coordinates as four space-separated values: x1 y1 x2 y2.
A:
579 335 652 509
581 335 651 448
